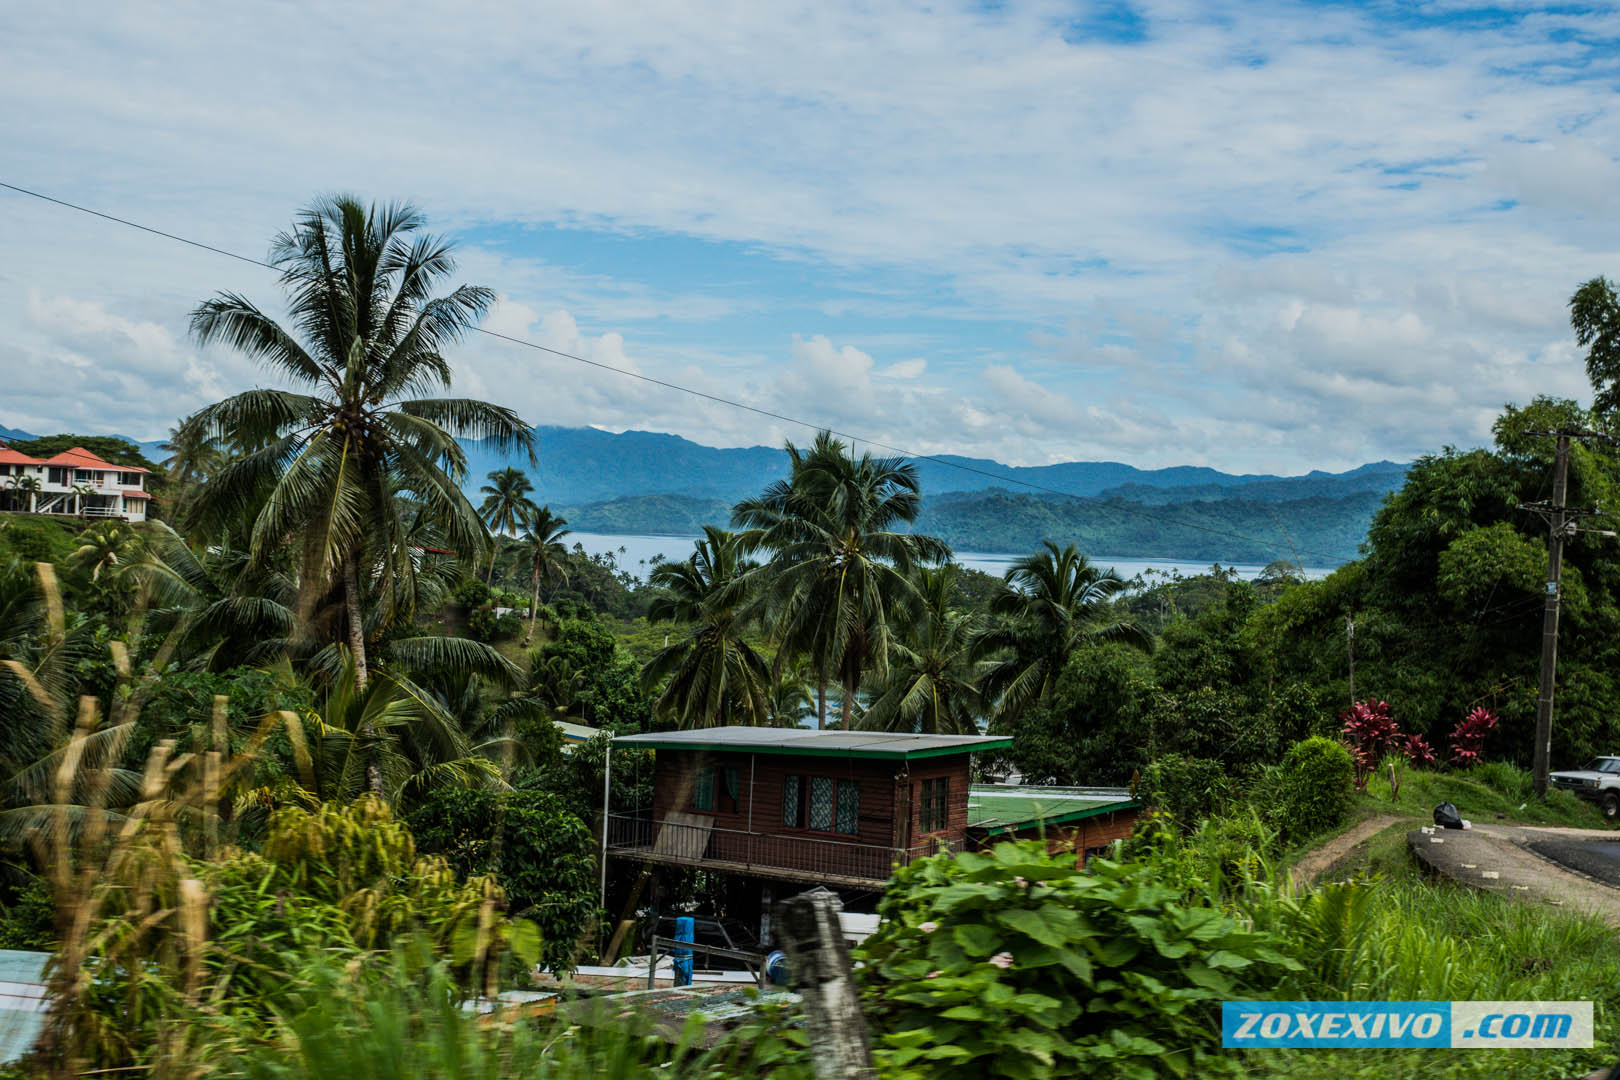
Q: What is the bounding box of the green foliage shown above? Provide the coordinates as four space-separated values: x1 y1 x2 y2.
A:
1435 522 1543 613
1138 754 1238 829
998 642 1152 784
859 840 1300 1080
538 610 652 729
0 876 55 950
405 788 597 972
225 946 811 1080
0 514 76 562
1267 737 1354 843
453 578 492 608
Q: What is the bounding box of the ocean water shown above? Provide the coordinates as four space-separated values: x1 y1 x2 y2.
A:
564 532 1332 584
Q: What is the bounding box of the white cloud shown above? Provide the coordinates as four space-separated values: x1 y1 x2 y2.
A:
3 1 1620 473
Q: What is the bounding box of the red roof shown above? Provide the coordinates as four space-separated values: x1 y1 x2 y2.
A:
121 490 151 499
0 445 150 473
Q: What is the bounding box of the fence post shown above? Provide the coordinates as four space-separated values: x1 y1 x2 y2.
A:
776 888 876 1080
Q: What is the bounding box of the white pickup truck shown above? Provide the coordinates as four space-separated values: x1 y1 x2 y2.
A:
1550 756 1620 820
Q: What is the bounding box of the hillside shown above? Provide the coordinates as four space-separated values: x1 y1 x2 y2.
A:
2 422 1402 563
462 426 1407 507
556 487 1384 564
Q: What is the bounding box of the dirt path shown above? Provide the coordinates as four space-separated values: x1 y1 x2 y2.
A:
1408 823 1620 925
1289 814 1402 886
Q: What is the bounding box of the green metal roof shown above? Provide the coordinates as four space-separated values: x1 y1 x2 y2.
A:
967 786 1138 835
0 949 48 1063
612 726 1011 761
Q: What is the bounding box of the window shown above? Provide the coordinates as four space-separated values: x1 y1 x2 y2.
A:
783 773 859 835
47 468 68 485
74 470 94 483
835 779 859 835
782 774 801 827
919 778 950 833
692 766 716 811
809 776 835 831
119 472 142 487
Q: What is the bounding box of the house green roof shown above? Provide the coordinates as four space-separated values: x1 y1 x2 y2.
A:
612 726 1011 761
966 785 1138 835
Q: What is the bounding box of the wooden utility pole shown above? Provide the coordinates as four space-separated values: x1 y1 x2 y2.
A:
1521 428 1611 796
1531 434 1571 797
776 889 876 1080
1346 613 1355 706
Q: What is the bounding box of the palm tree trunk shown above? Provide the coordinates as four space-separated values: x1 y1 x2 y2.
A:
816 680 826 731
524 568 540 646
841 678 855 730
343 557 384 798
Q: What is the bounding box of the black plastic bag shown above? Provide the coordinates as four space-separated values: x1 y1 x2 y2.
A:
1433 801 1463 830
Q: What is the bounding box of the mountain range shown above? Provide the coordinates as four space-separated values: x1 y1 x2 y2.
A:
1 423 1408 565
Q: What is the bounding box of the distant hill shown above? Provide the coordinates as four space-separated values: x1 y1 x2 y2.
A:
557 488 1381 565
465 425 1407 508
2 422 1405 563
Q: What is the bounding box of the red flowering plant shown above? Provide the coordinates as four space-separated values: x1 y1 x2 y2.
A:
1341 700 1401 790
1342 700 1435 795
1449 707 1499 768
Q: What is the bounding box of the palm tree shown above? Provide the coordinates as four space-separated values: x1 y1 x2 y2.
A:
5 474 40 514
733 432 950 728
179 196 536 696
68 524 139 582
520 508 570 646
159 423 228 517
641 526 771 729
862 564 989 735
478 468 539 582
980 541 1149 724
70 483 96 519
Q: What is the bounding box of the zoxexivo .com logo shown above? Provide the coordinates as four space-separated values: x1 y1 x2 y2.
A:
1222 1001 1593 1049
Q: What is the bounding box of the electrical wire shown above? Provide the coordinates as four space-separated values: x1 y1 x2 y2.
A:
1 179 1358 562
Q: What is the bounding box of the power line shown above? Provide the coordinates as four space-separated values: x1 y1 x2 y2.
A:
1 179 1346 561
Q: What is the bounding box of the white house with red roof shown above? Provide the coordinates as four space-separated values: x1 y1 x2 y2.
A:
0 445 152 521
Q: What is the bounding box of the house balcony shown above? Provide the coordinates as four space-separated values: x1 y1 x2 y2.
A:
605 810 965 890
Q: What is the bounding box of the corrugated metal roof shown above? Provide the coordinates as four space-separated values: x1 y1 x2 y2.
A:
966 785 1137 834
612 726 1010 760
0 950 49 1064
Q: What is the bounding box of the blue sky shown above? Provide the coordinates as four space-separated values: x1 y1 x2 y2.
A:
2 0 1618 472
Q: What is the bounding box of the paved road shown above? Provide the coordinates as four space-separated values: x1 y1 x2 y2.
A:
1408 823 1620 924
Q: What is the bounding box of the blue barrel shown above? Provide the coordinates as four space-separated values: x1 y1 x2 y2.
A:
765 949 789 987
673 916 694 986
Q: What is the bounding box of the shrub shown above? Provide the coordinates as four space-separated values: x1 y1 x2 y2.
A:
1450 707 1499 768
1138 754 1236 829
453 578 492 608
1341 700 1400 789
1269 736 1354 843
858 841 1300 1079
406 789 597 972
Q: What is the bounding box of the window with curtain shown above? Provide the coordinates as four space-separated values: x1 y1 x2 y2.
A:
692 765 716 811
932 778 948 832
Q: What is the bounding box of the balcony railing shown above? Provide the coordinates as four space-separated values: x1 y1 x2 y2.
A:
605 810 966 885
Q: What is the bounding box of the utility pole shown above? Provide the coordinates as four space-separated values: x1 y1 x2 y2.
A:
1531 434 1570 798
1346 613 1355 706
1521 428 1611 796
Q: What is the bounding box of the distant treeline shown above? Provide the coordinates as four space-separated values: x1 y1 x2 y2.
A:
556 487 1386 564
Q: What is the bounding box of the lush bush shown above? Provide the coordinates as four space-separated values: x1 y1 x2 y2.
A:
452 578 492 608
406 788 597 972
1268 736 1354 843
0 876 54 950
858 840 1299 1080
59 797 541 1074
1138 753 1237 829
0 515 74 562
465 603 521 642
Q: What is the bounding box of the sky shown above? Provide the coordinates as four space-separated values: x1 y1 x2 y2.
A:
2 1 1619 474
